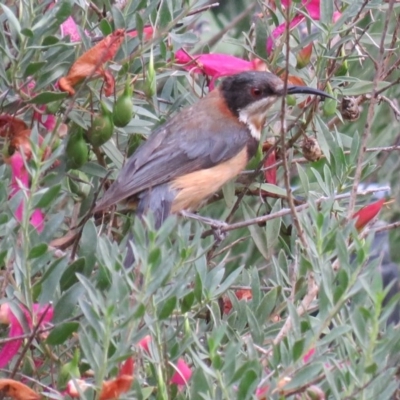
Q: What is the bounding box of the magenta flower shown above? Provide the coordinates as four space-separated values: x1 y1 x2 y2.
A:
175 50 265 89
33 110 56 131
127 26 154 39
0 303 53 367
303 347 316 363
170 358 192 386
60 16 84 42
137 334 152 354
267 0 341 53
9 151 45 232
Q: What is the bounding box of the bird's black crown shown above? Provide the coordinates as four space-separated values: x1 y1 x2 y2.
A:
221 71 285 117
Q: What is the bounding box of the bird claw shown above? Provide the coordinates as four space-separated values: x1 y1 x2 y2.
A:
180 211 228 244
180 211 228 230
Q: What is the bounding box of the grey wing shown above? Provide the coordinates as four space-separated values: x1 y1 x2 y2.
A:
95 102 249 211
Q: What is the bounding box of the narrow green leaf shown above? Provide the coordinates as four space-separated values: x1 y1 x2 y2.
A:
158 296 177 319
46 322 79 345
28 243 48 260
0 5 21 37
60 258 86 292
237 369 258 400
292 338 305 362
28 92 68 104
25 62 47 77
34 184 62 208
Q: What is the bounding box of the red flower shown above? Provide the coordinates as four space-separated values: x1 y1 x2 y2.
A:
303 347 315 363
175 50 266 89
170 358 192 386
0 303 53 368
65 357 134 399
137 335 152 353
127 26 154 39
352 199 385 231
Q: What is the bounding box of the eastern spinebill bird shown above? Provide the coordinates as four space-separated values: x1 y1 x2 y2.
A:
94 71 330 226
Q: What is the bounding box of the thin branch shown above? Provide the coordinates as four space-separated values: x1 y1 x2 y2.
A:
198 186 390 237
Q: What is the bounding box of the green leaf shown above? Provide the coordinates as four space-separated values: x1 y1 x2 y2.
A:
242 200 269 259
339 80 390 96
256 287 279 321
292 338 305 362
237 369 258 400
28 243 48 260
158 296 176 319
46 322 79 345
21 28 33 38
53 283 84 323
320 0 333 24
253 183 287 197
181 292 195 313
28 92 68 105
55 1 72 23
34 184 62 208
60 258 86 292
42 36 60 46
25 62 47 77
99 19 112 36
0 5 21 37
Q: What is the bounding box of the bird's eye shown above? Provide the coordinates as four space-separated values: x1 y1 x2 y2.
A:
251 87 262 97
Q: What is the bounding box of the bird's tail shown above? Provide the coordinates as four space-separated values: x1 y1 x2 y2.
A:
123 183 176 268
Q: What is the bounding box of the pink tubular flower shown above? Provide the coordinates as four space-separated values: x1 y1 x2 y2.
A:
60 16 84 42
33 111 56 131
170 358 192 386
0 303 53 368
127 26 154 40
9 151 45 232
267 0 342 53
352 199 385 231
175 50 266 89
137 335 152 353
303 347 315 363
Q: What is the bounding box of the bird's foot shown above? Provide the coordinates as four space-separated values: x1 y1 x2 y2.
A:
180 211 228 229
180 211 228 244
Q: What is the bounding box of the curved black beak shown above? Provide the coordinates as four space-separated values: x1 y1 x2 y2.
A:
286 85 334 99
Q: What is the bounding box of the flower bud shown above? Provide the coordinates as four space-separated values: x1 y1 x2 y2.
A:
302 136 322 162
66 127 88 169
113 80 134 127
340 96 360 121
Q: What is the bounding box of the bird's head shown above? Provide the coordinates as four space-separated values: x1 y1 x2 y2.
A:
220 71 331 139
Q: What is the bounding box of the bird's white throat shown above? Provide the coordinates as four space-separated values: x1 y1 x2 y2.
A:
238 96 277 140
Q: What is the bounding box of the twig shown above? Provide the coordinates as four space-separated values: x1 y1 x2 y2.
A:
379 95 400 120
198 2 257 50
198 186 390 237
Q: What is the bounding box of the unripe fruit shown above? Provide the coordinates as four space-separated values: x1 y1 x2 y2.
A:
286 94 297 107
322 82 337 117
113 81 133 127
86 102 114 147
66 127 88 169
